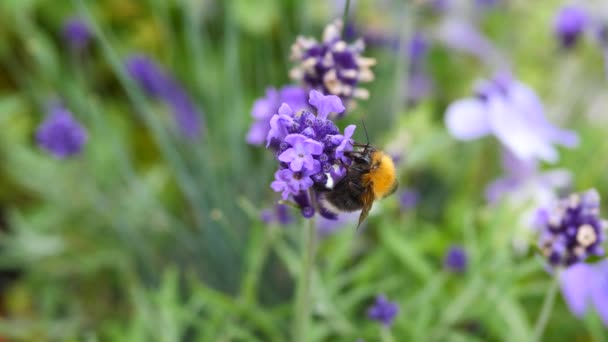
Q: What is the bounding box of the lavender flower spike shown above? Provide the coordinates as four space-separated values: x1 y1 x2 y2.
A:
367 295 399 327
290 19 376 110
536 189 606 267
445 72 578 163
62 17 92 50
125 55 203 139
266 90 356 219
37 104 88 159
444 245 468 273
246 86 309 145
554 6 588 49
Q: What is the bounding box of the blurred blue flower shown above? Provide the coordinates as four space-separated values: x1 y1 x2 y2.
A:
367 295 399 327
476 0 500 8
260 204 293 226
62 17 92 50
247 86 309 145
409 32 428 63
554 6 588 49
37 104 88 159
267 90 354 219
444 245 468 273
560 260 608 326
407 33 432 106
536 189 606 267
316 211 359 237
125 55 203 139
597 24 608 80
290 20 376 109
399 189 419 210
437 18 502 65
445 72 578 163
485 149 571 204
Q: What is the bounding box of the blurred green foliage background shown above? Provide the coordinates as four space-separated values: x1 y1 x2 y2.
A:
0 0 607 340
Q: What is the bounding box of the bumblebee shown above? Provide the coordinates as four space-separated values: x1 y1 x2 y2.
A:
320 143 398 228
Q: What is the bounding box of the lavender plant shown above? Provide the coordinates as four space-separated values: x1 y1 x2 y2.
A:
0 0 607 341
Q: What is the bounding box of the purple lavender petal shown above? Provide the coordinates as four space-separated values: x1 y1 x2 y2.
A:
246 121 271 145
561 262 593 317
486 94 558 162
554 6 588 49
444 98 492 140
252 89 279 120
37 104 88 159
266 112 294 147
308 90 345 119
335 124 356 158
508 81 579 148
271 169 296 200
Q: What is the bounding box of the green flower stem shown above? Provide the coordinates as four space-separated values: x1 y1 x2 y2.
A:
293 217 317 342
381 326 396 342
342 0 351 29
533 275 560 341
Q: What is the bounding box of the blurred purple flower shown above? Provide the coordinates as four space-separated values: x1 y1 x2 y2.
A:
399 189 419 210
554 6 588 49
62 17 92 50
290 19 376 108
486 149 572 203
247 86 309 145
536 189 606 267
597 25 608 80
560 260 608 326
409 32 428 63
260 204 293 226
436 18 502 65
367 295 399 327
476 0 500 8
445 72 578 163
444 245 468 273
125 55 203 139
316 211 359 237
260 209 273 224
37 104 87 159
406 33 432 105
430 0 448 12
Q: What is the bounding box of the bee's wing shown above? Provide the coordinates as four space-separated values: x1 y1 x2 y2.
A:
357 185 375 229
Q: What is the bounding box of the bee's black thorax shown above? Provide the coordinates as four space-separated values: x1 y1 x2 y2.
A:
322 148 376 212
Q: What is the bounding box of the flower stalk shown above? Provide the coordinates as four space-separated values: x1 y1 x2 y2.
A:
293 215 316 342
533 275 559 341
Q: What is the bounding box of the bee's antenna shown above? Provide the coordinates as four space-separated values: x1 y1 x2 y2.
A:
361 120 370 151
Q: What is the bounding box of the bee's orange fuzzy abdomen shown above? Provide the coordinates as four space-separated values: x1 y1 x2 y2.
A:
363 151 397 199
